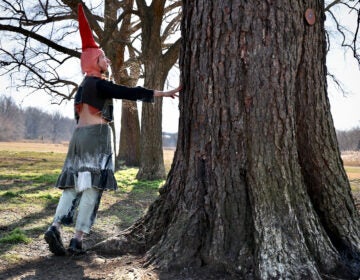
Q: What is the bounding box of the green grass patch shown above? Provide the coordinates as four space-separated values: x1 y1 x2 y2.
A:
0 228 31 244
1 253 23 264
344 166 360 174
115 168 165 193
0 189 60 206
23 191 60 204
1 191 19 198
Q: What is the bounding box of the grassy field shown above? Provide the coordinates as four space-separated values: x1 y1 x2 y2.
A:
341 151 360 193
0 141 359 275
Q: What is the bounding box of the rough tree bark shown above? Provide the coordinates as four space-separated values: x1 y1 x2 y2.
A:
93 1 360 278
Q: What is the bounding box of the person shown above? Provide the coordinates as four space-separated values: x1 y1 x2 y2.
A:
44 3 181 256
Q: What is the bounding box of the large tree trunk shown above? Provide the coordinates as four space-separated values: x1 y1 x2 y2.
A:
93 1 360 278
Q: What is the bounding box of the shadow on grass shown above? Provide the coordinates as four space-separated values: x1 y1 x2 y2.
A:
0 255 89 280
99 182 161 227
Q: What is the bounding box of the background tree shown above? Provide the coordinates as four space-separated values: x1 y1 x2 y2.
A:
337 128 360 151
48 111 73 143
0 96 24 141
0 96 74 142
93 1 360 278
24 107 49 140
135 0 181 180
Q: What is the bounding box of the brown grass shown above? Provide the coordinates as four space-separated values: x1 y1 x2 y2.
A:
341 151 360 166
0 142 176 168
0 141 69 153
163 147 175 171
341 151 360 192
0 141 358 176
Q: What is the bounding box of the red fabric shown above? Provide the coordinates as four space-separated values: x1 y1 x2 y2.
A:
78 3 99 50
78 3 104 76
75 103 100 115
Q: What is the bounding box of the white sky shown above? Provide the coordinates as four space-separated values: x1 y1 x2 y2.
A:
325 2 360 130
327 47 360 130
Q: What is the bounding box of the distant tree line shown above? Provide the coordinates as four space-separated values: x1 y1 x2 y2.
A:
162 132 178 148
337 128 360 151
0 96 75 143
0 95 179 147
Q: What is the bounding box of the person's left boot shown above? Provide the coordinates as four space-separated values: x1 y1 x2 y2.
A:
68 238 84 255
44 226 67 256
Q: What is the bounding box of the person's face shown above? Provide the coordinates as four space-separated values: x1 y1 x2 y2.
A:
98 53 111 72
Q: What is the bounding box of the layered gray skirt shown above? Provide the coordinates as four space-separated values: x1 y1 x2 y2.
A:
55 124 118 191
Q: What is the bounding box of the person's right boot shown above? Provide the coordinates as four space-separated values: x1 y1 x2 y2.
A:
68 238 84 255
44 226 67 256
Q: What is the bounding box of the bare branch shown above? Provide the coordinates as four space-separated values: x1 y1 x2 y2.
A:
61 0 105 42
0 24 80 57
161 11 181 44
325 0 343 12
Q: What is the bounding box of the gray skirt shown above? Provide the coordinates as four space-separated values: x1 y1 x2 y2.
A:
55 124 118 191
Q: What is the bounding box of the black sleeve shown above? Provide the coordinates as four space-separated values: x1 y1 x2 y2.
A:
96 79 154 103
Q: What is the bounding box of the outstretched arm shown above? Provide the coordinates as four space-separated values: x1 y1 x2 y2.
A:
97 78 181 101
154 85 181 99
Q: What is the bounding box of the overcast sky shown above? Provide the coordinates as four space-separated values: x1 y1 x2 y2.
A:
327 47 360 130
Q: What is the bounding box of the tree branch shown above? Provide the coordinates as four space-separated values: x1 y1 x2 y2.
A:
0 24 80 57
162 38 180 73
325 0 343 12
61 0 104 42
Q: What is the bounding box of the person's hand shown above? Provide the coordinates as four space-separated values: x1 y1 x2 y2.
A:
154 85 182 99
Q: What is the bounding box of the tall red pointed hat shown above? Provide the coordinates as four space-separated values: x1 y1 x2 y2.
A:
78 3 104 76
78 3 99 50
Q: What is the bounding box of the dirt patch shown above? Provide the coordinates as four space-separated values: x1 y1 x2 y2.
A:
0 228 229 280
0 193 166 280
0 239 160 280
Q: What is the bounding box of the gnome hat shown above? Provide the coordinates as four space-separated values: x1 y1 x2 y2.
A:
78 3 104 76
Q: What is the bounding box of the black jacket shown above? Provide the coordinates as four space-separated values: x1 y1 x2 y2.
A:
74 76 154 123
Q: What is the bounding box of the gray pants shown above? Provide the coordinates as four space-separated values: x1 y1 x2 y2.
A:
53 187 103 234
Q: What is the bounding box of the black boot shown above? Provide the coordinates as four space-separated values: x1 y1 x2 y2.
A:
68 238 84 255
44 226 66 256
